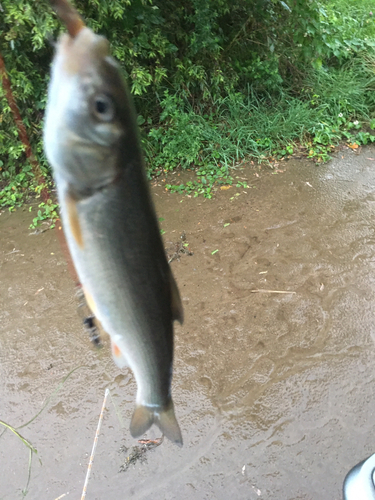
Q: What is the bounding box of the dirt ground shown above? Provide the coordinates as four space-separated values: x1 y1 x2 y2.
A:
2 146 375 500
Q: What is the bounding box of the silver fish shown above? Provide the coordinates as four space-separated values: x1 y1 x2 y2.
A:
44 26 183 445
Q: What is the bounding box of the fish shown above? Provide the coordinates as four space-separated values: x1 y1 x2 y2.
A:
43 4 183 445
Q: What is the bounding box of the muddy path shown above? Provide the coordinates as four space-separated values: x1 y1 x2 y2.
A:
2 147 375 500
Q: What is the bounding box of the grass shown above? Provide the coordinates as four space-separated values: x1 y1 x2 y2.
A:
325 0 375 41
2 1 375 212
145 55 375 197
0 366 87 496
2 58 375 210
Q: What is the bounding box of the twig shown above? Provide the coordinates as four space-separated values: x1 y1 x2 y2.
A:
81 388 109 500
250 289 296 294
5 249 20 255
0 51 44 186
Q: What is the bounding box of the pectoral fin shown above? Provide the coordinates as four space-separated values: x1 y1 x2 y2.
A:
130 400 183 446
170 272 183 324
65 192 84 249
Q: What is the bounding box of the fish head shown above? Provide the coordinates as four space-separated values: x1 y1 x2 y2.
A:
44 27 138 195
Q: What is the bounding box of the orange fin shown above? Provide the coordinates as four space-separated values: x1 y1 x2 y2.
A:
130 400 183 447
111 339 128 368
170 272 183 324
65 192 84 248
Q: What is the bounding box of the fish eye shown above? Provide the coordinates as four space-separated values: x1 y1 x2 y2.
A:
92 94 115 122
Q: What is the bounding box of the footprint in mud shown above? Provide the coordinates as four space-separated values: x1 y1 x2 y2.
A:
198 376 213 391
223 215 242 224
253 257 272 267
195 301 205 311
220 314 237 327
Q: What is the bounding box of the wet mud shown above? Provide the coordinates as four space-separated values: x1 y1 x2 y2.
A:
2 147 375 499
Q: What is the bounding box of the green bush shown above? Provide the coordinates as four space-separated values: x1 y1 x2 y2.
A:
1 0 375 208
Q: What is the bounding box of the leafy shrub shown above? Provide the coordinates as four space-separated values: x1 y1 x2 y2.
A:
1 0 375 208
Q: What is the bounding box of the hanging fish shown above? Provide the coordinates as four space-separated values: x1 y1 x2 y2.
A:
44 0 183 445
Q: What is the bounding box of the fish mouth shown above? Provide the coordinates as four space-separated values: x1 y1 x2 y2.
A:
56 28 110 79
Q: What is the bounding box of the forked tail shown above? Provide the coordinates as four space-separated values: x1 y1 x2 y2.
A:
130 400 183 447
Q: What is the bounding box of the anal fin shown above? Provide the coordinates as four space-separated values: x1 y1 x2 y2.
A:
111 339 128 369
170 271 183 324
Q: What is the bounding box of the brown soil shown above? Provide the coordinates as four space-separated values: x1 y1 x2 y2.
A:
1 146 375 499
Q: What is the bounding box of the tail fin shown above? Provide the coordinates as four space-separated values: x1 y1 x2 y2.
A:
129 400 183 447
